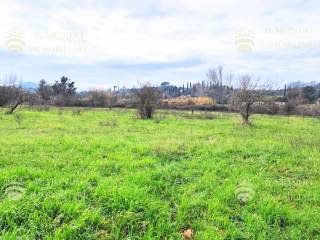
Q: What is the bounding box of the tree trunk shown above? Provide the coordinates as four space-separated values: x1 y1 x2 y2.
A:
8 101 22 114
243 103 251 124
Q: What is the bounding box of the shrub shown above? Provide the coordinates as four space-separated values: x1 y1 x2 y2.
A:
283 101 298 115
134 83 161 119
253 101 279 115
14 113 23 125
0 86 17 106
72 109 82 116
86 91 117 108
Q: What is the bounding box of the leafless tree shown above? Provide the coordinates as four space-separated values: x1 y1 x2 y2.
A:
134 83 161 119
0 82 35 114
225 73 234 89
206 68 219 87
206 65 225 104
87 90 117 108
6 88 33 114
217 65 224 104
232 75 264 124
0 85 15 106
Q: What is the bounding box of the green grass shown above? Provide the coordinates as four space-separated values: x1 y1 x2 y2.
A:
0 108 319 239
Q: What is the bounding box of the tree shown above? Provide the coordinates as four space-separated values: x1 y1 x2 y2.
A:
233 75 264 124
287 88 303 101
37 79 53 101
206 65 225 104
0 85 16 106
52 76 76 97
206 68 219 87
87 90 117 108
134 83 161 119
7 89 25 114
302 86 317 103
6 87 33 114
217 65 224 104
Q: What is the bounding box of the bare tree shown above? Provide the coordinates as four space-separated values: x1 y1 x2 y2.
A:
134 83 161 119
206 66 225 104
225 73 234 89
0 81 36 114
7 91 24 114
0 85 15 106
87 90 117 108
233 75 264 124
206 68 219 87
6 88 33 114
217 65 224 104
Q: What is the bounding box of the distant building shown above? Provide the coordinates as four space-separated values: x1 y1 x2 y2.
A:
274 102 287 106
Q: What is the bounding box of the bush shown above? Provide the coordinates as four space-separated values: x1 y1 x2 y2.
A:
296 105 320 117
134 84 161 119
86 91 117 108
253 101 280 115
0 86 19 107
72 109 82 116
283 101 298 115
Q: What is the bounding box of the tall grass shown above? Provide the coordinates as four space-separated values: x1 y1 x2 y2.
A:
0 108 319 239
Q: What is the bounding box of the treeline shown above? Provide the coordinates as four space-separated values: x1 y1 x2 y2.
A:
0 76 120 112
1 74 320 123
286 86 320 104
36 77 119 107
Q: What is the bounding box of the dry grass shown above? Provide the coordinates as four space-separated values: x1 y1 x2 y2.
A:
162 96 214 107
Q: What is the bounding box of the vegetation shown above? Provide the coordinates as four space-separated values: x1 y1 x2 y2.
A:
2 72 319 118
0 86 32 114
302 86 318 104
134 83 161 119
232 75 264 124
0 108 319 239
85 91 118 108
161 96 214 107
52 76 77 97
37 79 54 101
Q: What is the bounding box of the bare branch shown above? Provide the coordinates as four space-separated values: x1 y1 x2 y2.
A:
232 75 264 124
134 82 161 119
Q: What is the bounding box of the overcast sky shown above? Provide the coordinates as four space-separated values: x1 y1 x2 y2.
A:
1 0 320 90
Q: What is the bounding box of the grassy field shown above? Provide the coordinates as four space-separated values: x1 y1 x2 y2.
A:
0 108 319 239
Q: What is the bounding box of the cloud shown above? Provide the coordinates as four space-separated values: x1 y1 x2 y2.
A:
0 0 320 88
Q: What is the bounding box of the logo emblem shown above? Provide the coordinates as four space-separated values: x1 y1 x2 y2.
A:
5 28 26 53
235 181 255 204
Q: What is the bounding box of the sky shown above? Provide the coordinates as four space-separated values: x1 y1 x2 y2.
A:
0 0 320 90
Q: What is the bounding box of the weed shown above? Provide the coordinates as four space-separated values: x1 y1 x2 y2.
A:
98 119 118 127
72 109 82 116
14 113 23 125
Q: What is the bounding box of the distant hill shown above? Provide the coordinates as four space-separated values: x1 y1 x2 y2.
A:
20 82 38 91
